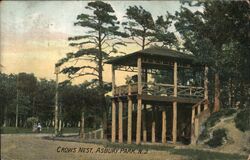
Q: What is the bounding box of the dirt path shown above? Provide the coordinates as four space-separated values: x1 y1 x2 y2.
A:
1 134 185 160
210 116 250 155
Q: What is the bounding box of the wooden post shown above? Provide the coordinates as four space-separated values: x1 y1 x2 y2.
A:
127 85 132 144
94 131 97 139
118 99 123 143
111 101 116 142
143 106 147 143
100 129 104 139
111 65 116 143
204 65 209 110
172 61 178 144
151 105 156 143
194 118 199 143
136 56 142 144
162 108 167 144
198 104 201 115
191 107 195 144
58 119 62 134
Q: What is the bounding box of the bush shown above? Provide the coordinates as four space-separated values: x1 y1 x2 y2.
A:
199 127 209 141
205 108 237 128
234 108 250 132
26 117 38 128
206 128 227 148
223 108 237 116
205 112 223 128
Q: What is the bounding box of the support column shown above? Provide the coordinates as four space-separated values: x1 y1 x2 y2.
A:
204 65 209 110
136 99 142 144
136 56 142 145
111 100 116 143
111 65 116 143
127 85 132 144
118 99 123 143
143 106 147 143
162 108 167 144
194 118 199 143
151 106 156 143
191 107 195 144
198 104 201 115
172 61 178 144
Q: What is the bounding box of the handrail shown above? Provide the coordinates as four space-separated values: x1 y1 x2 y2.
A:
192 99 208 109
85 128 103 139
114 82 204 98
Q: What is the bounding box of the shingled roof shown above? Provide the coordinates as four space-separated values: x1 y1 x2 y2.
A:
105 47 199 66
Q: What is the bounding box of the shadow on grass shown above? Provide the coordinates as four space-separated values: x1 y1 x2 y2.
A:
105 143 174 151
169 148 247 160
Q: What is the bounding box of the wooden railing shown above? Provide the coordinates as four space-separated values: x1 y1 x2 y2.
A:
178 85 204 98
191 99 210 144
114 83 138 95
84 128 103 139
114 82 204 99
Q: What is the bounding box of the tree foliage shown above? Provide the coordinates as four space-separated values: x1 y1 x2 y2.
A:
123 6 178 50
57 1 127 137
174 1 249 111
0 72 110 129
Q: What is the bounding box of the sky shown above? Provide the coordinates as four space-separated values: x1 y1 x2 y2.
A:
0 1 201 85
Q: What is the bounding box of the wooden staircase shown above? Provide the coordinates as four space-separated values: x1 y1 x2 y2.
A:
191 99 210 144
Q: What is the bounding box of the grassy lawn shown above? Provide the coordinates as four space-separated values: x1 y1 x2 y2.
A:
105 143 247 160
1 127 80 134
1 128 248 160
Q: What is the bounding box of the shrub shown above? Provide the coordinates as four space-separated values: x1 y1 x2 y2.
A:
223 108 237 116
26 117 38 128
234 108 250 132
206 128 227 148
204 108 237 128
199 127 209 141
205 112 223 128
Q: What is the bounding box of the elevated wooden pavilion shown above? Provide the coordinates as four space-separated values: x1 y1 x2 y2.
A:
106 47 210 145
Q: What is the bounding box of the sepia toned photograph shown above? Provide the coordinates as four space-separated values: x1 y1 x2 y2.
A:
0 1 249 160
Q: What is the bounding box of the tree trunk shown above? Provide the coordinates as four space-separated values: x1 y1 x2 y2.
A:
228 78 232 108
240 81 245 109
98 30 108 139
3 105 7 127
80 111 85 139
32 97 36 116
54 68 59 135
142 36 145 50
214 72 220 112
15 89 19 128
102 109 107 139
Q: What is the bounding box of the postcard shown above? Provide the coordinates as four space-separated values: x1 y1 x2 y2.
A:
1 1 249 160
